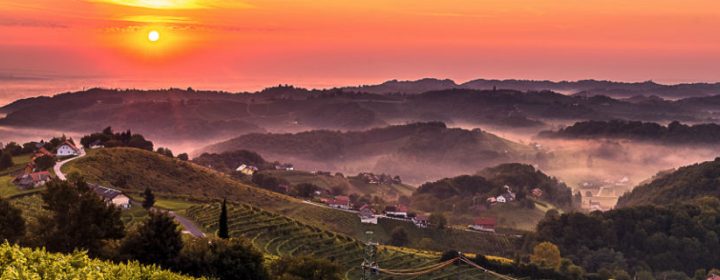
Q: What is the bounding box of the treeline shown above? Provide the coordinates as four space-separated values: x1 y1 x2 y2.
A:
617 157 720 208
0 177 342 280
540 120 720 144
411 163 575 213
80 126 154 151
192 150 272 174
534 197 720 279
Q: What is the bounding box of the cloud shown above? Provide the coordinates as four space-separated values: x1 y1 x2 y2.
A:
0 18 68 28
87 0 252 10
121 15 196 24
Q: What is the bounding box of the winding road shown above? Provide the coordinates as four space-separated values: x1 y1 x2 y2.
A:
53 148 206 238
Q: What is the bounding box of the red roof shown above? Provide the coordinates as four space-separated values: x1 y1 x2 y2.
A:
334 196 350 203
474 217 497 227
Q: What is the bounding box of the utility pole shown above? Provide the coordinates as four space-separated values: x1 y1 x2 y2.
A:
361 231 378 280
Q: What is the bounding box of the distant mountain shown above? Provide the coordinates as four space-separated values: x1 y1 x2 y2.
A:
616 158 720 208
201 122 538 184
345 78 720 99
539 120 720 145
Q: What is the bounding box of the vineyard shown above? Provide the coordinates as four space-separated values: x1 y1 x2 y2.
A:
186 203 508 280
0 243 200 279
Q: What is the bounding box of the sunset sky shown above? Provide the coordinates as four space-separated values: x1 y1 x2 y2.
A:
1 0 719 98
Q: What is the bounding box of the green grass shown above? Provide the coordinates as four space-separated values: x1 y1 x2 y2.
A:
186 202 506 280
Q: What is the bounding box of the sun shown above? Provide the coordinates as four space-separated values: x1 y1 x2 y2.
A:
148 30 160 42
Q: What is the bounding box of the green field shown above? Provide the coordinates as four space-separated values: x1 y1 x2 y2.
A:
186 202 507 280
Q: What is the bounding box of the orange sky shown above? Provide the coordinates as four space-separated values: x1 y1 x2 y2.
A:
1 0 719 93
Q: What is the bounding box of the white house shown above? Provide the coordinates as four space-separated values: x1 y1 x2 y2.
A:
412 215 429 228
56 141 80 157
358 205 377 224
236 164 258 176
327 196 351 210
384 204 409 218
90 184 131 209
496 195 507 203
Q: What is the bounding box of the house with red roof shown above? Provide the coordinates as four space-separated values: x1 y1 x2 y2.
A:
56 139 81 157
327 195 351 210
384 204 409 218
469 217 497 232
13 171 51 189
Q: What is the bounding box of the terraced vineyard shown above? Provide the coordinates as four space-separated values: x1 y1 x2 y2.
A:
187 203 506 280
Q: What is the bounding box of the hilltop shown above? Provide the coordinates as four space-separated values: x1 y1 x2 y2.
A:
411 163 574 230
616 158 720 208
201 122 537 184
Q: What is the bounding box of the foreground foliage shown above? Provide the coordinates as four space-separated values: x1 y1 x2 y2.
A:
0 242 199 279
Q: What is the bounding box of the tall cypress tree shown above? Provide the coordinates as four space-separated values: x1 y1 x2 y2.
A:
142 187 155 209
218 199 229 239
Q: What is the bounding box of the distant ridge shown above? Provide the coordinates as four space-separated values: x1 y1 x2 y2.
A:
344 78 720 99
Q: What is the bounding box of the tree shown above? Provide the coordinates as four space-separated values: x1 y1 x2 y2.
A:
38 178 125 255
177 153 189 161
142 187 155 209
176 237 268 280
218 199 229 239
156 147 174 158
120 210 183 267
291 183 320 198
34 155 56 171
0 196 25 243
4 142 22 156
389 227 409 246
271 256 342 280
0 152 13 170
428 212 447 229
530 242 562 270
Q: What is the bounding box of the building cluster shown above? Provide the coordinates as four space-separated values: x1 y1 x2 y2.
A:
13 139 82 189
357 172 402 185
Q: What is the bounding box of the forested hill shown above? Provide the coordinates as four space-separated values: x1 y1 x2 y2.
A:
616 158 720 207
200 122 538 183
539 120 720 144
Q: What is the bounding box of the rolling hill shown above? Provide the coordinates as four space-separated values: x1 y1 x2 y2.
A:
200 122 538 184
64 147 520 256
616 157 720 208
539 120 720 145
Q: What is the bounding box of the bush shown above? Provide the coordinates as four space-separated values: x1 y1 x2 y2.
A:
176 237 268 280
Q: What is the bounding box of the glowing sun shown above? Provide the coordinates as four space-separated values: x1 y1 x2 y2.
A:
148 30 160 42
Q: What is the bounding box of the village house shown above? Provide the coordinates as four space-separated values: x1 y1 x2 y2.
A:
327 195 351 210
236 164 258 176
469 217 497 232
275 163 294 171
56 140 81 157
34 147 54 159
384 204 409 218
13 171 51 189
412 214 429 228
89 140 105 149
531 188 544 198
90 184 131 208
358 204 378 224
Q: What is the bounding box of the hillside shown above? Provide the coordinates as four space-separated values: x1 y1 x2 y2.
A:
1 86 715 147
259 169 416 199
0 243 198 279
616 158 720 207
539 120 720 145
201 122 537 184
411 163 573 230
65 147 520 255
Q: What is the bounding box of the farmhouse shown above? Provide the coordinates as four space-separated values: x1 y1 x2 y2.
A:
384 204 409 218
13 171 51 189
236 164 258 175
469 217 497 232
56 140 81 157
531 188 544 198
412 214 429 228
358 204 377 224
275 163 294 171
90 184 131 208
327 196 351 210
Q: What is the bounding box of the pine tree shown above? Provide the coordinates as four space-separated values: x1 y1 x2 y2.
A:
142 187 155 209
218 199 229 239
